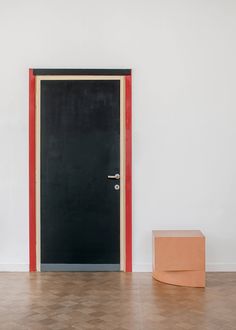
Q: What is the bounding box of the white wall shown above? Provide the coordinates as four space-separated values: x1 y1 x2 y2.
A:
0 0 236 271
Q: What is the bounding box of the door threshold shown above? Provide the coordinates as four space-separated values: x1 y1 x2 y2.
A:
41 264 120 272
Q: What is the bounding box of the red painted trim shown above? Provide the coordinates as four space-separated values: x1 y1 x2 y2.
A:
29 69 36 272
29 72 132 272
125 75 132 272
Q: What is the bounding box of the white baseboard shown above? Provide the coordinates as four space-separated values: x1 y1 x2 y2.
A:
0 264 29 272
133 263 152 272
206 263 236 272
0 263 236 272
133 263 236 272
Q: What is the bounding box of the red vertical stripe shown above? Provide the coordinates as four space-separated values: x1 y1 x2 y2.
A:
29 69 36 272
29 71 132 272
125 75 132 272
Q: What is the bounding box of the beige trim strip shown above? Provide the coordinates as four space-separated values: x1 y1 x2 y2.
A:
35 75 126 271
35 77 41 272
120 77 126 271
37 75 124 80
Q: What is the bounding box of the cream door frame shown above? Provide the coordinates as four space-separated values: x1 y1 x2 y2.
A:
35 75 126 271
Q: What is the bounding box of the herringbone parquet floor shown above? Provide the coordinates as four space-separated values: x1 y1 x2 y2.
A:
0 272 235 330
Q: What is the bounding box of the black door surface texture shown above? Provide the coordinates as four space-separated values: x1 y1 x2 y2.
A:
40 79 120 271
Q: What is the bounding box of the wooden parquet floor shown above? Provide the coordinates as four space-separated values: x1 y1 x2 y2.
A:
0 272 235 330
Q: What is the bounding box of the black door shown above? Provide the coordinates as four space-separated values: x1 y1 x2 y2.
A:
40 79 120 271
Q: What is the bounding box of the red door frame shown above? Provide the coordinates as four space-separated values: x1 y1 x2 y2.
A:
29 69 132 272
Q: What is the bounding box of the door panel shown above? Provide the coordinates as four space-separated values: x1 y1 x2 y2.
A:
40 80 120 270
